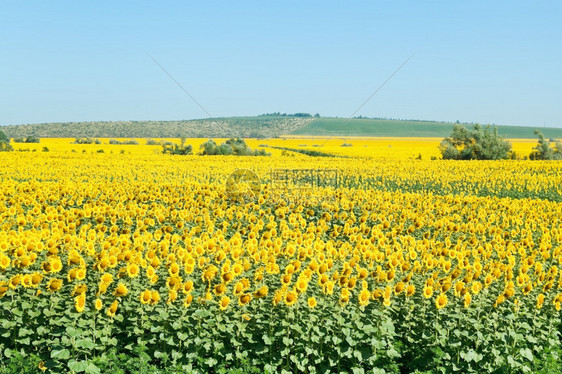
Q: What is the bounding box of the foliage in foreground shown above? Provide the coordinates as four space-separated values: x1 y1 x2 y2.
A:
439 124 512 160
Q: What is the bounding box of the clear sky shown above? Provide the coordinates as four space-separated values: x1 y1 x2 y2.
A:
1 1 561 127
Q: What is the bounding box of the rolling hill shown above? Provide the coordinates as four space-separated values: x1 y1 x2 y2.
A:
2 116 561 139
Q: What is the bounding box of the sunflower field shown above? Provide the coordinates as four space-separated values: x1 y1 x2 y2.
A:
1 138 562 373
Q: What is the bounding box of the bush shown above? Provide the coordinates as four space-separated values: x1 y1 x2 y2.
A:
146 139 161 145
109 139 139 145
73 138 101 144
162 138 193 155
0 130 9 143
14 136 40 143
439 124 512 160
0 142 13 152
529 130 562 160
199 138 270 156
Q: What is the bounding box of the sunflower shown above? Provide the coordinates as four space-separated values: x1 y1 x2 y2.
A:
75 293 86 313
339 288 350 305
219 296 230 310
47 278 63 292
101 273 113 284
435 294 448 309
95 298 103 311
50 257 63 273
394 282 405 295
140 290 152 304
423 285 433 299
106 300 118 317
463 292 472 308
284 290 298 306
406 284 416 297
214 283 226 295
233 281 245 295
239 293 252 306
295 278 308 293
183 294 193 307
254 285 268 299
123 263 138 278
0 254 11 270
536 293 545 309
182 280 194 294
358 288 370 307
146 266 156 279
307 297 317 308
114 283 128 297
150 290 160 305
167 290 178 303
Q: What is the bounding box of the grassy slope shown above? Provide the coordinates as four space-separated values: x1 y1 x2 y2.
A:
1 117 314 139
291 118 562 139
3 116 562 139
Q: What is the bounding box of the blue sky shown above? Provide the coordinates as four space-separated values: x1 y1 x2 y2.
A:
1 1 561 127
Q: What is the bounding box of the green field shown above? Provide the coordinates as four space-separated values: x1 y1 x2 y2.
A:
291 118 562 139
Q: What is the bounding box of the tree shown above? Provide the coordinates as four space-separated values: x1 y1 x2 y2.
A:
439 124 512 160
162 138 192 155
0 129 9 143
529 130 562 160
199 138 270 156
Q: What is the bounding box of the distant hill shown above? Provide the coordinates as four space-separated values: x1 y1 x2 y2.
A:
2 116 561 139
1 116 314 139
291 118 562 139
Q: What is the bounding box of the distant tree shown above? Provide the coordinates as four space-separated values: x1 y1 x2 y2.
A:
529 130 562 160
0 142 13 152
73 138 101 144
24 136 40 143
439 124 512 160
162 138 192 155
199 138 270 156
0 129 12 152
0 129 9 143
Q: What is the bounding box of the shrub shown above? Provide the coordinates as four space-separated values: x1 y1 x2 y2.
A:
73 138 101 144
439 124 512 160
0 129 9 143
146 139 161 145
529 130 562 160
0 142 13 152
199 138 270 156
162 138 193 155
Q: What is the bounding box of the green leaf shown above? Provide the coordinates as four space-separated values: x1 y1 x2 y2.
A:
205 357 218 367
68 360 88 372
85 363 101 374
282 337 293 346
51 348 71 360
520 348 533 362
66 326 83 338
76 338 95 350
263 334 273 345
